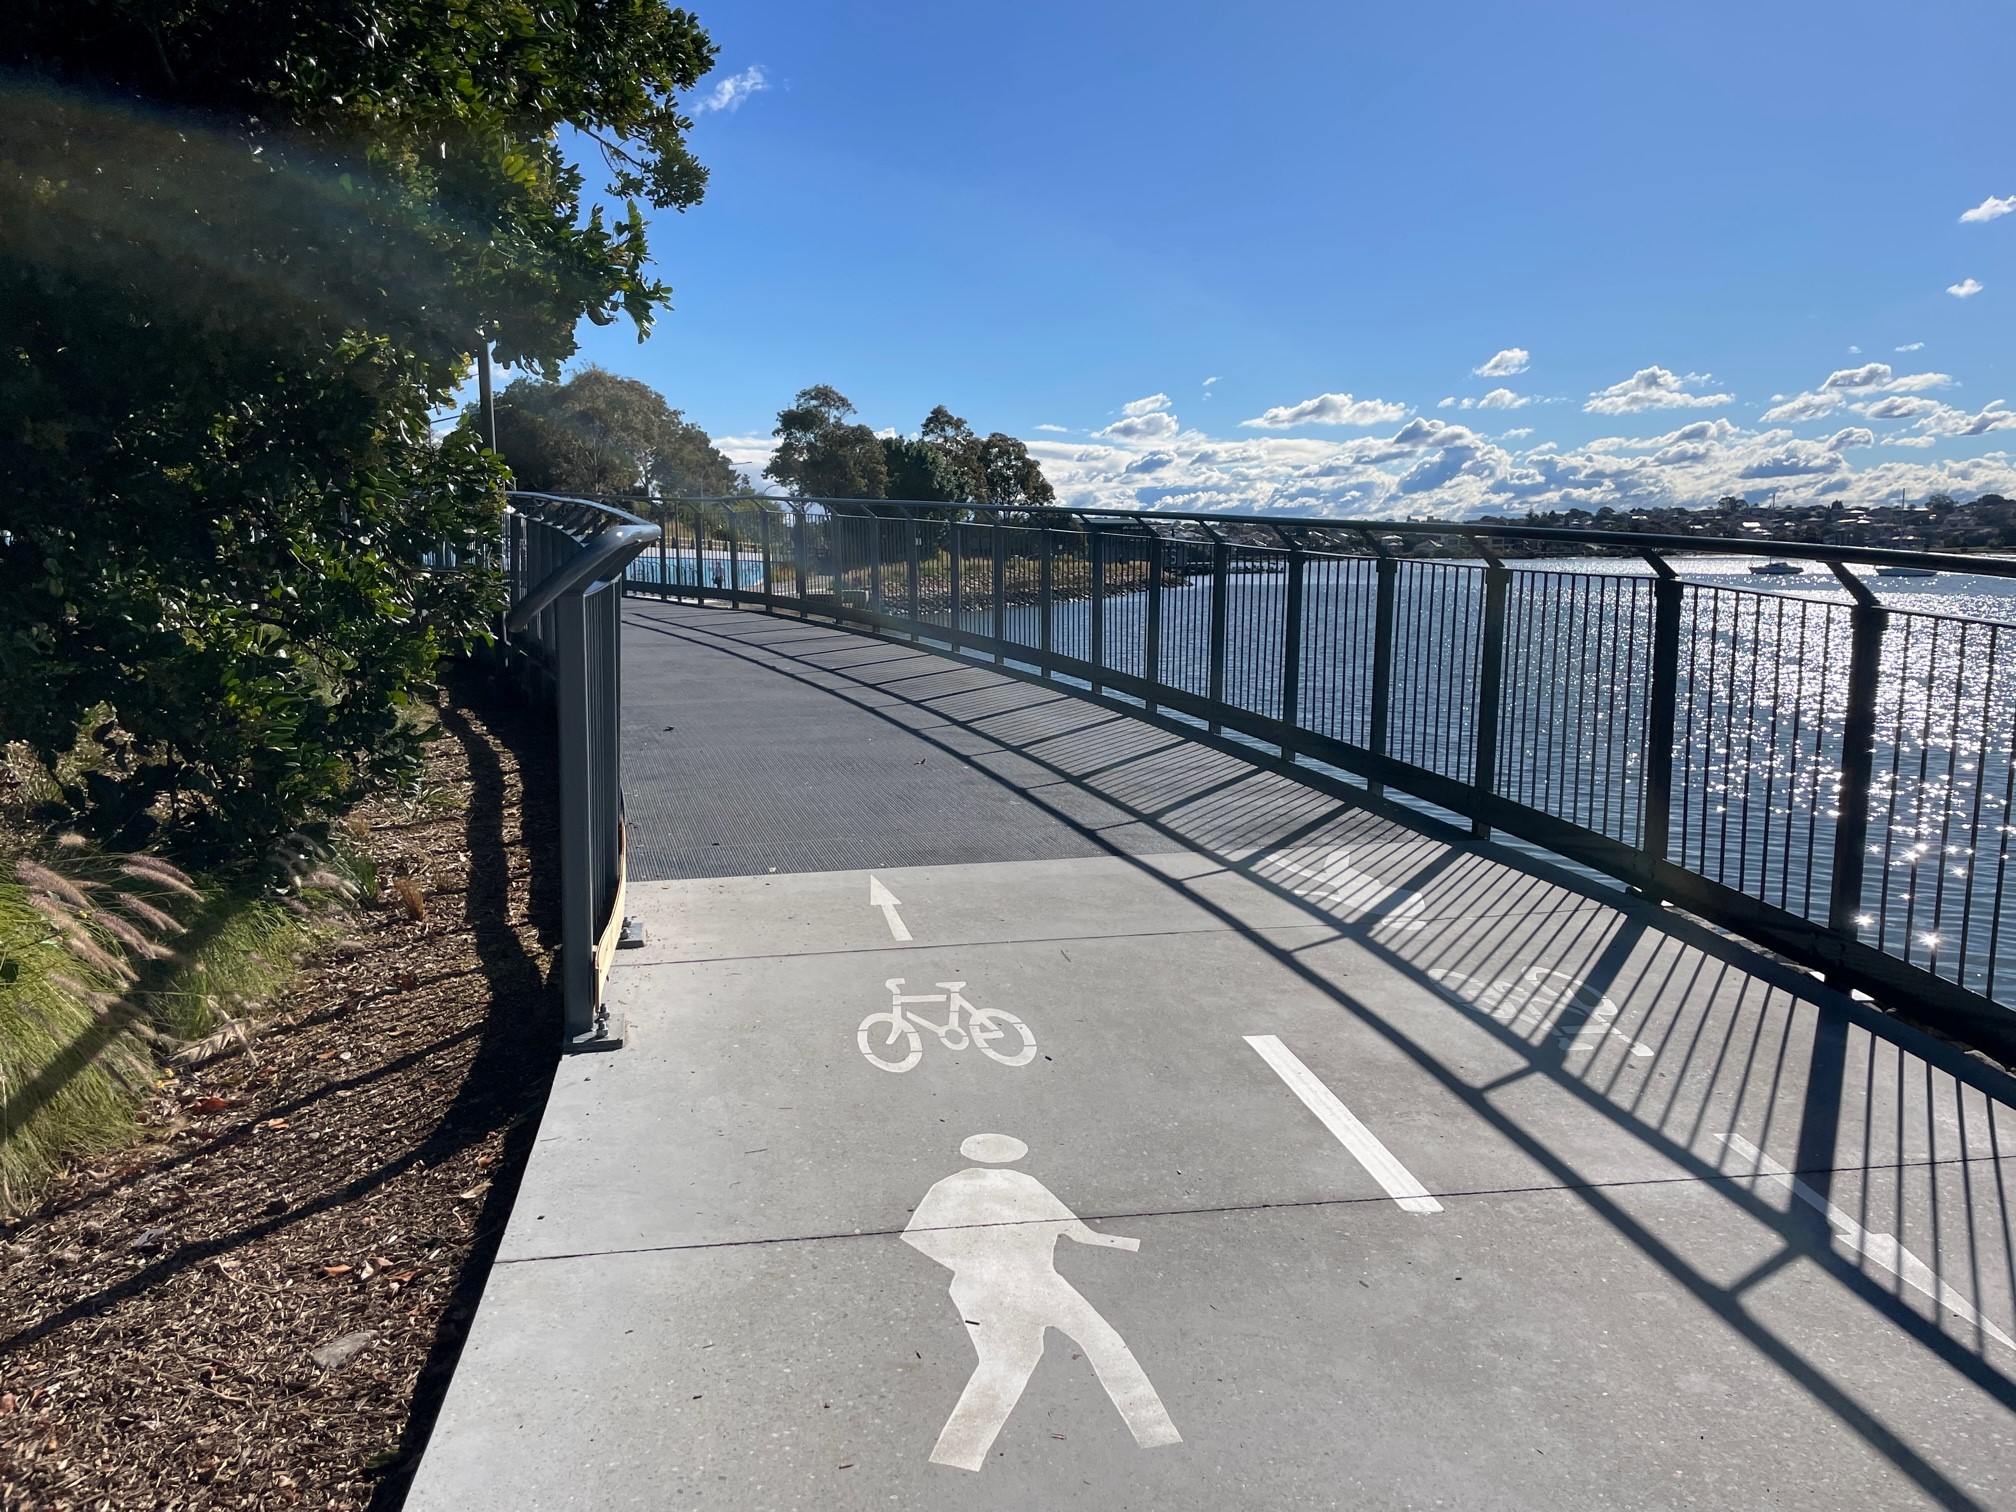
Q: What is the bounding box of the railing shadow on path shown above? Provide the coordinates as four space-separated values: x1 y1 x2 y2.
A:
629 598 2016 1512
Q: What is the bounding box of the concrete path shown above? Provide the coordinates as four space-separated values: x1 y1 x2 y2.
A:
407 600 2016 1510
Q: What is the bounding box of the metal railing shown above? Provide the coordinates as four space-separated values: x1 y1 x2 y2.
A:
501 492 658 1050
621 493 2016 1062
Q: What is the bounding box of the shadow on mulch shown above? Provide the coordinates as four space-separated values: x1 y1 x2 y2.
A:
1 667 566 1512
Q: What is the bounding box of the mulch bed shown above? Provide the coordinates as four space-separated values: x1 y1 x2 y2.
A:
1 670 563 1511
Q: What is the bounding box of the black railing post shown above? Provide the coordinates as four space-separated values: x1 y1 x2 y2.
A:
1471 548 1511 840
727 514 742 605
1208 536 1229 734
1144 528 1164 711
948 516 964 649
1828 564 1890 970
792 506 810 619
1640 550 1683 887
907 510 922 640
868 507 883 624
1038 518 1054 670
1280 534 1305 758
656 506 670 597
1369 550 1397 798
759 507 776 613
992 511 1007 659
1089 524 1106 694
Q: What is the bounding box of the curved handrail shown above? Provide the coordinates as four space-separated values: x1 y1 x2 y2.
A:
505 494 660 634
649 493 2016 580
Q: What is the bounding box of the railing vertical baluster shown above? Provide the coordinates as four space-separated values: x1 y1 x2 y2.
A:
868 507 883 625
727 516 742 606
1368 549 1396 798
759 508 776 613
907 510 922 639
1089 524 1105 694
657 508 669 597
792 506 810 619
1828 566 1889 972
949 515 963 649
1038 518 1054 670
1640 550 1683 888
1471 549 1511 840
1208 536 1229 735
1144 528 1164 712
1280 534 1305 758
992 511 1007 659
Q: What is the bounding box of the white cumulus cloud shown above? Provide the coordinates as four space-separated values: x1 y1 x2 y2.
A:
1826 427 1876 451
1476 388 1531 410
1760 392 1840 423
1949 278 1985 298
1960 195 2016 224
1202 376 1220 387
1034 423 1072 433
1473 348 1531 378
1241 392 1409 429
693 64 770 114
1896 341 1925 352
1094 410 1181 441
1121 393 1173 417
1585 366 1734 415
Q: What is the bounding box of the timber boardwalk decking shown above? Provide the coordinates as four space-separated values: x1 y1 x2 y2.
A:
407 599 2016 1511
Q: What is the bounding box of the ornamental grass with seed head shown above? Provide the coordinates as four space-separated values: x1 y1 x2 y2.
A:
117 858 200 897
115 894 185 934
15 859 91 908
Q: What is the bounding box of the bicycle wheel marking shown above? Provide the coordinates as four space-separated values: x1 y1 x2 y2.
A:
859 978 1037 1073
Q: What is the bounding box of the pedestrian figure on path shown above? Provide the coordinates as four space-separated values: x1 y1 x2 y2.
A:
902 1133 1181 1472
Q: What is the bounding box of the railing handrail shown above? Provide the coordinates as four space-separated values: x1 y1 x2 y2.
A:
647 493 2016 580
505 494 660 634
501 491 659 1050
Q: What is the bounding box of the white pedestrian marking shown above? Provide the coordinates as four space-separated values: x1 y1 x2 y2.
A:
1715 1132 2016 1351
858 979 1035 1073
1243 1035 1443 1214
869 875 912 940
1266 847 1429 931
904 1134 1181 1472
1428 967 1655 1059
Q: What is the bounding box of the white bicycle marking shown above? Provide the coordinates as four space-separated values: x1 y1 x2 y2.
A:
858 979 1036 1073
1428 967 1656 1059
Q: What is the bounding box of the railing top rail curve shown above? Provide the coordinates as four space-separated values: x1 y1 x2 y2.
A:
651 492 2016 581
505 492 660 634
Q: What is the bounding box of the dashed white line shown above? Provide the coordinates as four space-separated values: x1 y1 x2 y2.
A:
1244 1034 1442 1215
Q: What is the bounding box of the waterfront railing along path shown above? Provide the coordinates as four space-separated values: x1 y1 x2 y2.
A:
626 496 2016 1064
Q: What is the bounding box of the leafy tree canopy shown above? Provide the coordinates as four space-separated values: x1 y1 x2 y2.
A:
490 366 744 499
1 0 719 857
764 385 889 500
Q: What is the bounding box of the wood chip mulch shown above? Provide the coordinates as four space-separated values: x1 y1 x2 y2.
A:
1 671 564 1511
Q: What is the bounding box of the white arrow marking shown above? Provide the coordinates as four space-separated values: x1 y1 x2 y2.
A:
1716 1132 2016 1351
1245 1035 1442 1214
868 875 912 941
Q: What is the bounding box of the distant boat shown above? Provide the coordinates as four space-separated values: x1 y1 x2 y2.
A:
1875 565 1937 578
1749 560 1804 576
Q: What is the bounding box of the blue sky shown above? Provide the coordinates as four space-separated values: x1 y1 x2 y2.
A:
559 0 2014 515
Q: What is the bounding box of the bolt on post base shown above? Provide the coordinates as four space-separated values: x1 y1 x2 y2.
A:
567 1007 626 1055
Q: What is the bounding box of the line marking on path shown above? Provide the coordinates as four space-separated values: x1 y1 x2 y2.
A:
1244 1035 1442 1214
1715 1132 2016 1351
868 875 912 940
